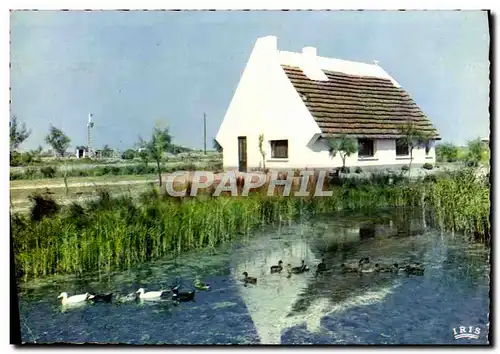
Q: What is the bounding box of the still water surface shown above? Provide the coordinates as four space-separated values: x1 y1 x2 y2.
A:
17 208 490 344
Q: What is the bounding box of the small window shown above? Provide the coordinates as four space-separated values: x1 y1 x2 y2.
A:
396 139 409 156
425 142 431 156
271 140 288 159
358 139 374 157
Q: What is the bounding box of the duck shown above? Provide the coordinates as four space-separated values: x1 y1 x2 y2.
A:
242 272 257 285
270 260 283 274
403 263 425 275
375 263 399 273
136 288 165 300
89 293 113 303
171 285 195 302
57 292 94 305
341 258 368 273
194 278 210 291
291 260 309 274
316 259 327 273
115 293 138 303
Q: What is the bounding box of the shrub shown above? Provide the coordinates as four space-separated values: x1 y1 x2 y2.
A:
40 166 57 178
436 143 459 163
401 165 410 172
29 191 60 222
110 166 121 176
10 171 24 180
24 167 39 179
77 170 90 177
10 152 22 166
422 163 433 170
121 149 136 160
355 166 363 174
340 166 350 174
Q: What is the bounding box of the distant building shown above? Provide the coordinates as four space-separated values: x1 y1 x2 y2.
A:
75 147 89 159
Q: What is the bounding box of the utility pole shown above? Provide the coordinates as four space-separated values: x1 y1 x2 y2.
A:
203 112 207 155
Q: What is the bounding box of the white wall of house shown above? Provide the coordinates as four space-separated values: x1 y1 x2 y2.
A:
216 35 437 171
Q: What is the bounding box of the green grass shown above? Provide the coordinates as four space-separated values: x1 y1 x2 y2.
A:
11 168 490 281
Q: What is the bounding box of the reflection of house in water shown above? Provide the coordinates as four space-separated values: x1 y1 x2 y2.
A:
231 208 428 343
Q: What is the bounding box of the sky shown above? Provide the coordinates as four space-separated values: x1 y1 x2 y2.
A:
10 10 490 152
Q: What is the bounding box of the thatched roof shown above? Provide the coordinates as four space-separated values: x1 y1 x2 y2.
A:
281 65 441 140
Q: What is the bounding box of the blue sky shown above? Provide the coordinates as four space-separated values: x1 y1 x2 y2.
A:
10 10 490 152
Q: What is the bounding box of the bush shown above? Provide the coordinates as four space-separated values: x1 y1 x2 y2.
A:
340 166 350 174
24 167 39 179
40 166 57 178
355 166 363 174
401 165 410 172
436 143 459 163
422 163 433 170
21 153 34 164
10 171 24 180
77 170 90 177
10 151 22 166
29 191 60 222
121 149 136 160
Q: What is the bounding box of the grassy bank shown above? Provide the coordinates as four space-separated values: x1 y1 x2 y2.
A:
10 160 223 181
11 168 490 281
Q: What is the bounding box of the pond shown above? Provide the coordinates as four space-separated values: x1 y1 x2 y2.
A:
15 207 490 345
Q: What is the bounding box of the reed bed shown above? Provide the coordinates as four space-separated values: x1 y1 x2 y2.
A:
11 168 490 281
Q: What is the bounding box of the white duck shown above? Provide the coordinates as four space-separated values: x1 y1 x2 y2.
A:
136 288 164 300
57 292 94 305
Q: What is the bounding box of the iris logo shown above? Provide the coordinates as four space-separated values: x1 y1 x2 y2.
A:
452 326 481 340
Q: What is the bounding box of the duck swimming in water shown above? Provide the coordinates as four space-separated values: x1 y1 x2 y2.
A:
403 262 425 275
291 260 309 274
374 263 399 273
136 288 165 300
341 257 369 273
270 260 283 274
57 292 94 305
171 285 195 303
88 293 113 303
194 278 210 291
242 272 257 285
316 259 327 274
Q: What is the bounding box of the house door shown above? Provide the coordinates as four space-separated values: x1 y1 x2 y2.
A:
238 136 247 172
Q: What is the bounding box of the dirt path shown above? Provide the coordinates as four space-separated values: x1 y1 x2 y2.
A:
10 179 159 190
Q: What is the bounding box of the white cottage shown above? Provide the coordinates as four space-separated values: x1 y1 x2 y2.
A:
215 35 441 172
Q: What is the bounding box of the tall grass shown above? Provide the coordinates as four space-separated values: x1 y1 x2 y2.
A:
11 168 490 281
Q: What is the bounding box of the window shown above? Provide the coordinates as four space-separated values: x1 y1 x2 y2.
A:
425 142 431 156
358 139 374 157
396 139 409 156
271 140 288 159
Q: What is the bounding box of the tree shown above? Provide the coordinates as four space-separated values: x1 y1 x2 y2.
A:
121 148 136 160
139 125 172 186
397 122 432 176
10 116 31 152
464 138 485 167
29 145 43 163
436 142 459 163
213 138 222 153
327 135 358 172
258 134 266 171
102 144 114 158
45 125 71 158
